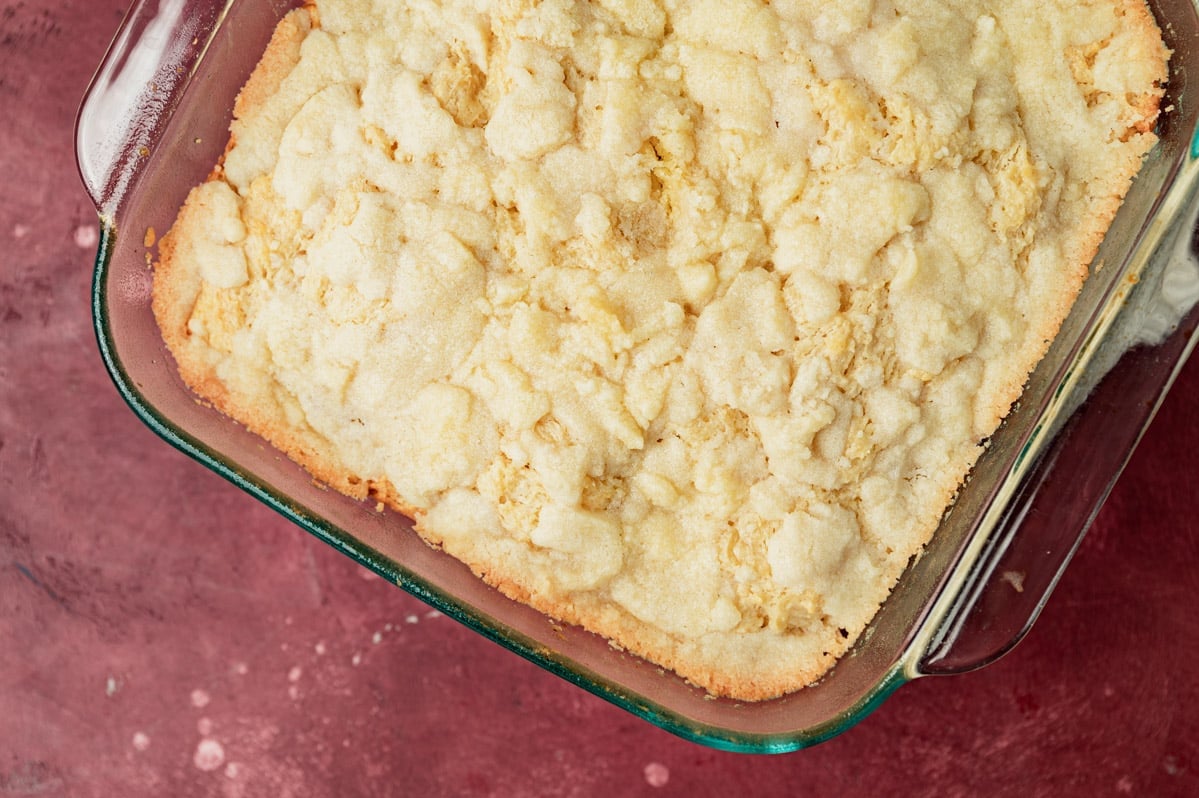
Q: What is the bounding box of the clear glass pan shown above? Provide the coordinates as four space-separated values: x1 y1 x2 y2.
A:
77 0 1199 752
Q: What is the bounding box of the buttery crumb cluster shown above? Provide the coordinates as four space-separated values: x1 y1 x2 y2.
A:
154 0 1166 698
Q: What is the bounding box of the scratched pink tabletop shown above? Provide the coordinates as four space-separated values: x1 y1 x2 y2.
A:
3 1 1199 795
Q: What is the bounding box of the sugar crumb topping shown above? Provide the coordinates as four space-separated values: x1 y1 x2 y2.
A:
155 0 1167 699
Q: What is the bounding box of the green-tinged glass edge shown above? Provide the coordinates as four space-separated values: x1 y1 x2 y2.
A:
90 221 908 754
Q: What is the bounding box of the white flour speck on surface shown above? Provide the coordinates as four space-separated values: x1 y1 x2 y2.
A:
351 653 362 667
424 610 443 620
1000 570 1026 593
372 632 382 645
225 762 241 779
194 739 226 772
191 689 211 708
233 662 249 676
13 224 30 239
288 685 300 701
405 615 419 625
73 224 99 249
315 642 327 656
132 732 151 752
644 762 670 788
105 676 119 697
288 666 302 682
384 623 394 632
197 718 213 736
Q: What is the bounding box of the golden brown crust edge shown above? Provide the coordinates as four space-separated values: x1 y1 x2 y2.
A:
965 0 1169 454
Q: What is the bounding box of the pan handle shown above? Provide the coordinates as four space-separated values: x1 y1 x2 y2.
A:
74 0 231 217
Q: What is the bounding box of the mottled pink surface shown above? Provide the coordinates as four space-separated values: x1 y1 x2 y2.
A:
2 1 1199 795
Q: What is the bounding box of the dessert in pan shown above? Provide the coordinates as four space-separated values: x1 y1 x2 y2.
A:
151 0 1167 700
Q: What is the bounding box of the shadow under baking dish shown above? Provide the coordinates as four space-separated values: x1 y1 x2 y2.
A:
79 0 1199 752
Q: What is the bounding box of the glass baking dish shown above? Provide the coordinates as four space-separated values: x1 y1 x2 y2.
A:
76 0 1199 752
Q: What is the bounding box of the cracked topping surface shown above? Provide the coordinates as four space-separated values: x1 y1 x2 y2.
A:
154 0 1167 699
